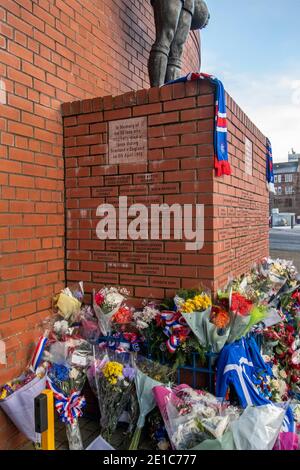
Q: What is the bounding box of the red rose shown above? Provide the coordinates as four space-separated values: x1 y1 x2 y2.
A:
231 293 253 316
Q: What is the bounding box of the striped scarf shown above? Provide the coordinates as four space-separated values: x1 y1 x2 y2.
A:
166 72 231 177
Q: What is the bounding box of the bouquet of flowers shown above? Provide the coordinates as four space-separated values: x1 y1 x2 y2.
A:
47 359 87 450
93 286 129 335
44 335 91 450
88 350 136 442
176 290 230 353
133 302 160 331
79 305 100 343
53 282 84 321
129 356 175 450
153 384 239 450
217 290 267 344
0 366 47 443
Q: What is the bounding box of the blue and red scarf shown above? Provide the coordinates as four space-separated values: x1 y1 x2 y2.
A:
266 138 275 193
166 72 231 177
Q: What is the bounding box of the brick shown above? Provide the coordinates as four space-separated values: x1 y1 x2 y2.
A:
133 103 162 116
164 97 196 112
181 106 214 121
149 135 179 149
164 146 196 159
134 286 164 299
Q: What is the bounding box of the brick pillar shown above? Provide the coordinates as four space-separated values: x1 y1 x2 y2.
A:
63 80 269 302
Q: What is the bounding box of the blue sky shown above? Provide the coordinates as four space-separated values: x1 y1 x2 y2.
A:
201 0 300 162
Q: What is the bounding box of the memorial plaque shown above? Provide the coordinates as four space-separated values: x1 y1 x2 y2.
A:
136 264 164 276
149 183 178 194
93 251 119 262
151 277 180 288
93 187 118 197
120 253 148 263
245 137 253 176
107 262 134 274
134 173 163 184
109 117 147 164
93 272 119 284
106 240 133 251
135 195 163 206
120 275 148 286
105 175 132 186
150 253 180 264
135 241 164 252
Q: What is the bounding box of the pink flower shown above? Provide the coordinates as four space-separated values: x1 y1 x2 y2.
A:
95 292 104 306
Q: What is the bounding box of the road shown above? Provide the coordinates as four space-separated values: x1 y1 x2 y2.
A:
270 227 300 271
270 226 300 251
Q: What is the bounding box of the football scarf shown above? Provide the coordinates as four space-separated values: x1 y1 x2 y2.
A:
166 72 231 177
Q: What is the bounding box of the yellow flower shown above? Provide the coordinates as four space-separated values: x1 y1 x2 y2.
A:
181 293 211 313
103 361 123 385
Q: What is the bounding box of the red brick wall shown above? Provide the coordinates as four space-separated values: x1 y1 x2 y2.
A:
0 0 200 450
63 80 269 303
213 94 269 290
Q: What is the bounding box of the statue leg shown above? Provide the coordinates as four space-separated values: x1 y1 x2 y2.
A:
165 8 192 83
149 0 182 87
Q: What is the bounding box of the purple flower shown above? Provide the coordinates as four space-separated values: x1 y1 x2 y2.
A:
122 364 135 381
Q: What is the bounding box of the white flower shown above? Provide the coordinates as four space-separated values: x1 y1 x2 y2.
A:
279 369 287 379
69 368 79 380
272 365 279 378
270 379 280 391
136 319 149 330
105 292 124 306
133 305 159 328
292 349 300 365
53 320 69 334
262 355 272 363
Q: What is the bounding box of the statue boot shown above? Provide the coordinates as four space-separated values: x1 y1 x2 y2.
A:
148 45 169 87
165 56 182 83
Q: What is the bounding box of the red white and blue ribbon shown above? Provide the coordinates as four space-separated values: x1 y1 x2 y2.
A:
161 311 190 354
46 378 86 424
165 72 232 177
30 335 48 372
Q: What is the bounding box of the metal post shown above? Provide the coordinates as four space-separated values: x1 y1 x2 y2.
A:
35 389 55 450
41 389 55 450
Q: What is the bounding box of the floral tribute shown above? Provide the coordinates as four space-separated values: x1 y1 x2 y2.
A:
0 258 299 450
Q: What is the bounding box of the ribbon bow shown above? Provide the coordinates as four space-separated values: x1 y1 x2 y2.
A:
160 311 190 353
46 378 86 424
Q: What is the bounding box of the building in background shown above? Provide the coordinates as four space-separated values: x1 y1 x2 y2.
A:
288 149 300 162
270 159 300 222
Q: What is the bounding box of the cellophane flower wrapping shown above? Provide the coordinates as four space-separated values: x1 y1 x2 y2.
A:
93 287 127 335
46 339 90 450
53 282 84 322
274 403 300 450
231 404 286 450
88 348 135 443
79 305 100 343
177 290 229 353
153 384 240 450
129 356 174 450
0 374 46 442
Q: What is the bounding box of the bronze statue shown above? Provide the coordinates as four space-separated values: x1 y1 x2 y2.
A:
149 0 210 87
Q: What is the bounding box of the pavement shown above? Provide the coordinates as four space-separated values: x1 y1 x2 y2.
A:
270 226 300 271
19 414 153 451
